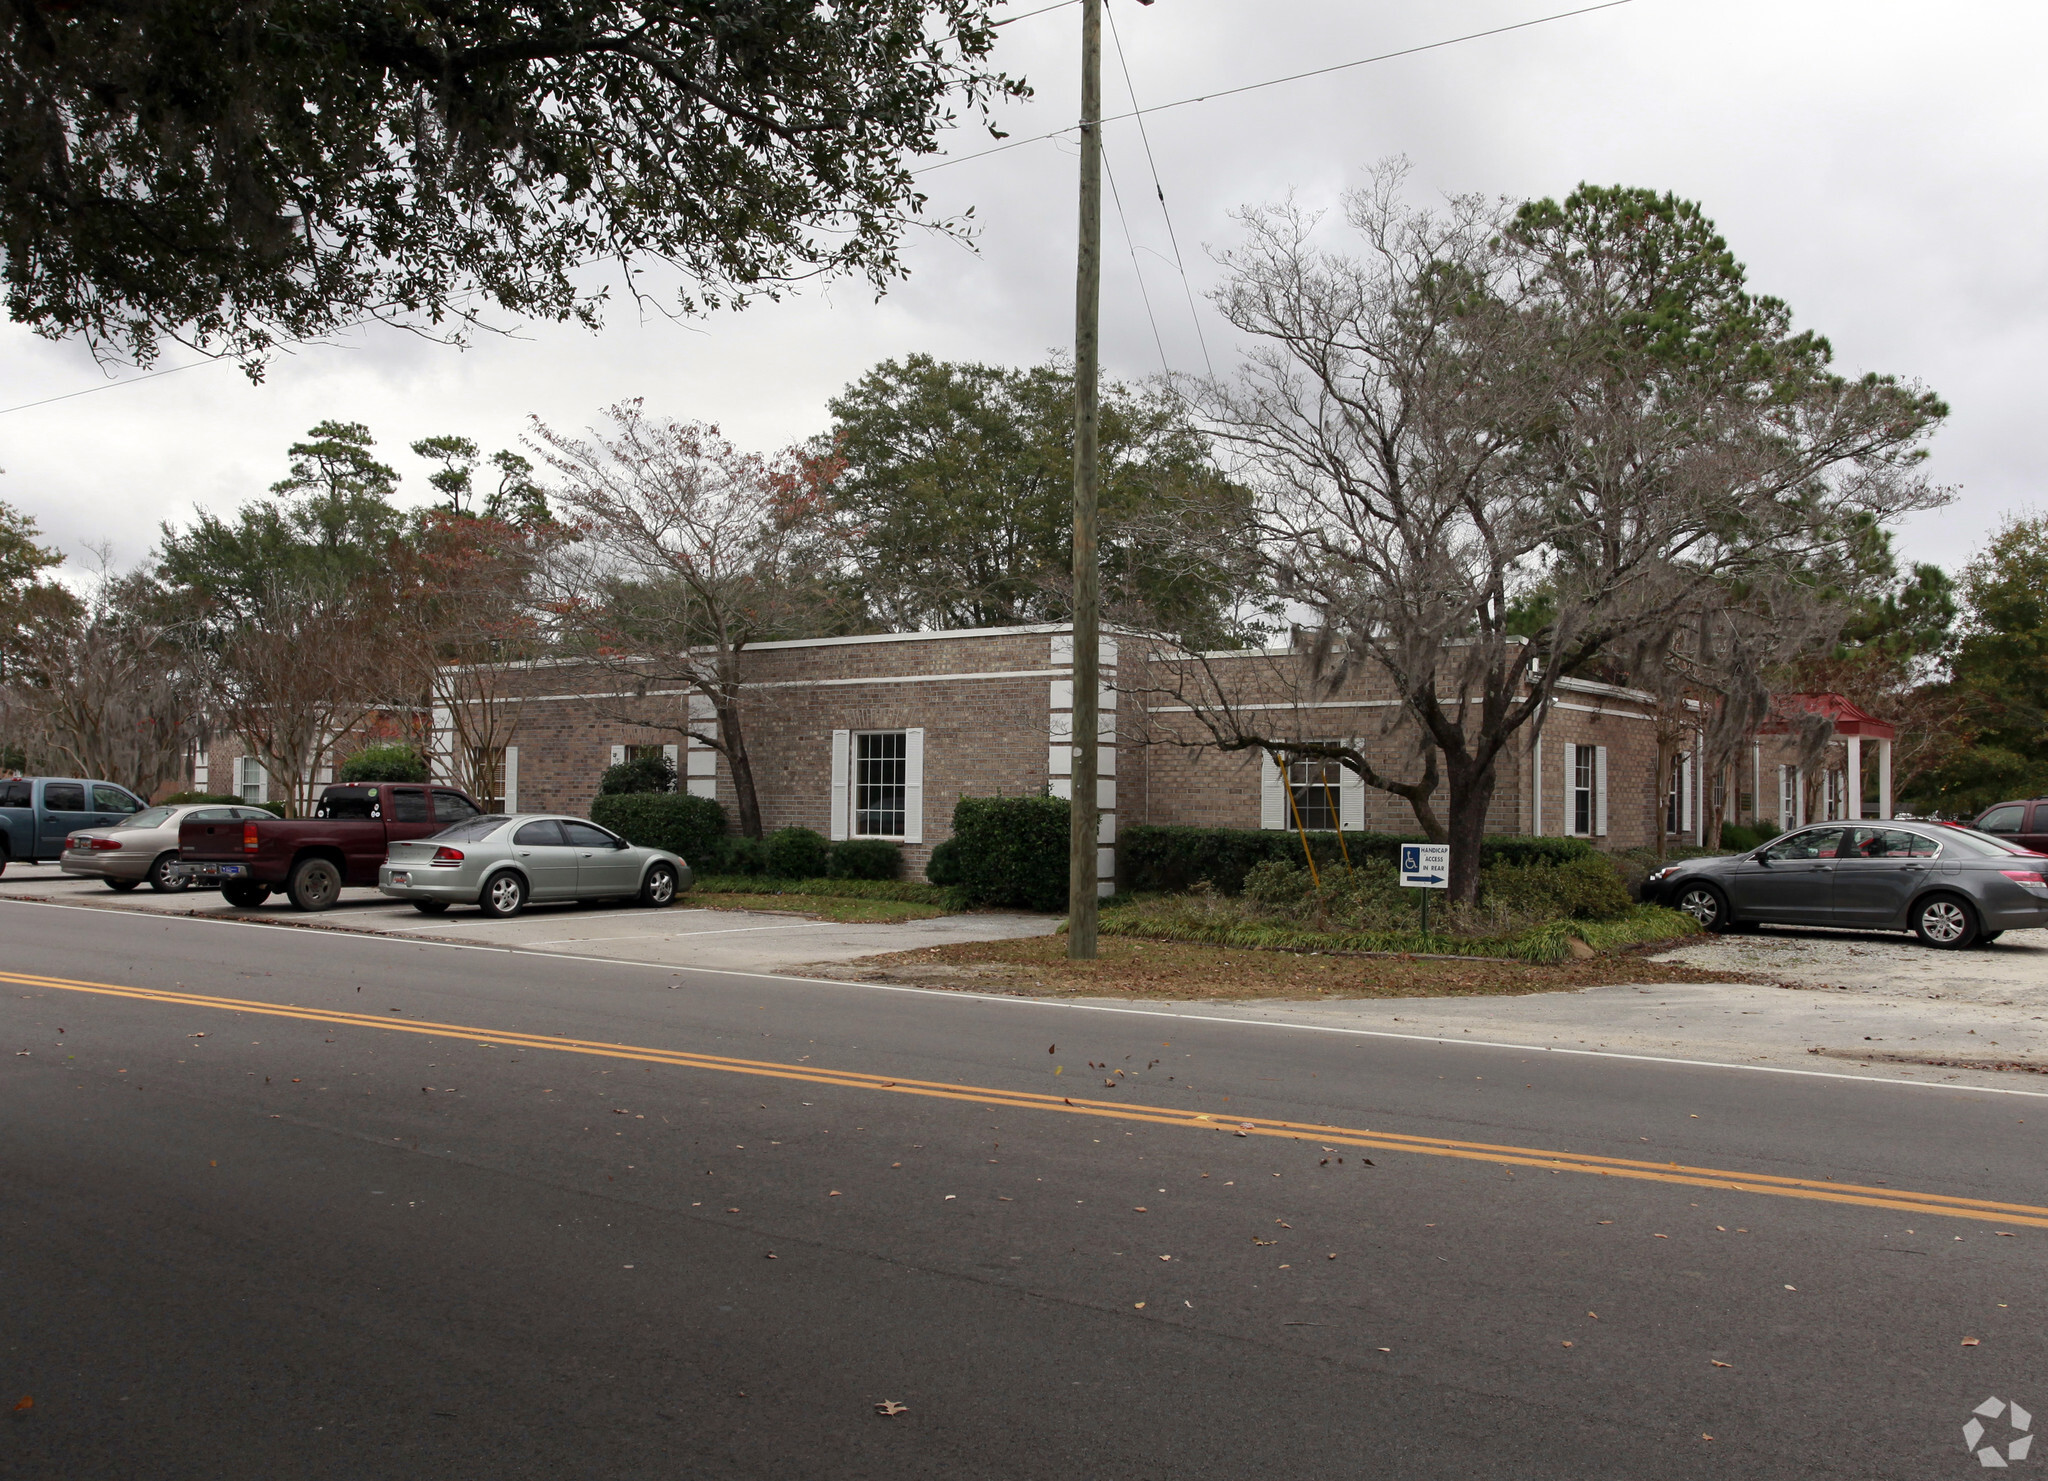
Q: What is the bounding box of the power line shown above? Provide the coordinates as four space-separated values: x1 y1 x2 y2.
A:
1101 140 1172 377
992 0 1080 26
915 0 1636 176
0 356 215 417
1104 0 1214 379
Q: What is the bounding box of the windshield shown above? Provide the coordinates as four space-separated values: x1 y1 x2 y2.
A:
116 806 177 829
430 815 511 842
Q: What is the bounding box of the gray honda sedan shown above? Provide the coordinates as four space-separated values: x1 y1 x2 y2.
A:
1640 822 2048 948
377 814 692 918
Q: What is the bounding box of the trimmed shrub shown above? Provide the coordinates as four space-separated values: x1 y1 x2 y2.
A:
829 838 902 880
589 792 725 864
948 795 1069 911
337 744 427 784
765 825 831 880
1719 821 1779 852
162 791 281 816
716 836 771 876
1120 824 1595 895
924 837 965 887
598 754 676 795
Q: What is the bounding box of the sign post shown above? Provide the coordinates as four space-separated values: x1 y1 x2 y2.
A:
1399 843 1450 937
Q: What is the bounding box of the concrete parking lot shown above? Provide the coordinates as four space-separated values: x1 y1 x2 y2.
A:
0 861 1059 974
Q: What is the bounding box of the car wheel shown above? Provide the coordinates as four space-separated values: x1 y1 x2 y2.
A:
148 852 189 893
105 876 141 892
1673 882 1732 932
479 871 527 919
1911 893 1979 949
412 900 450 916
640 863 678 907
286 857 343 912
222 882 272 908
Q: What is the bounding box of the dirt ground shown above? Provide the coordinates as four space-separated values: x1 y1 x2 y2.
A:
821 933 1764 1001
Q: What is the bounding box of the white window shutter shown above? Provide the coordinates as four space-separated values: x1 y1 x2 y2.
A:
904 728 925 843
1561 743 1577 835
610 744 626 766
662 743 680 778
502 747 519 814
829 730 850 841
1340 740 1365 830
1594 746 1609 837
1681 753 1694 833
1260 751 1284 830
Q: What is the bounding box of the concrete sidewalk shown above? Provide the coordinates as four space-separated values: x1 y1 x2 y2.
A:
0 863 1059 973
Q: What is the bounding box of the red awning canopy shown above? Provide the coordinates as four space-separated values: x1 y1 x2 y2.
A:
1757 693 1896 742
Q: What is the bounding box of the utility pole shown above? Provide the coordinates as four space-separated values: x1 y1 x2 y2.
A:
1067 0 1103 960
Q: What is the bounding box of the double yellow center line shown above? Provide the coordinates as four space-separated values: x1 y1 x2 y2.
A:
10 966 2046 1231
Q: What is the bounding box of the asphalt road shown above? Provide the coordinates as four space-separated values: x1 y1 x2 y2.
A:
3 898 2043 1479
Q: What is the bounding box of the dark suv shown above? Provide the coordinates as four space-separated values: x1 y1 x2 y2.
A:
1972 800 2048 853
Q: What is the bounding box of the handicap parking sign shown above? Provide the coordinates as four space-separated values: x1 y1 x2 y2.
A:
1399 843 1450 889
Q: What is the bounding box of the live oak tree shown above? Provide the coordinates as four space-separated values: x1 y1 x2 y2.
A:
822 354 1260 647
1 1 1025 370
1168 172 1948 903
532 402 842 838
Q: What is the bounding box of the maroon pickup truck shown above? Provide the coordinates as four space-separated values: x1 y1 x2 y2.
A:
175 782 485 911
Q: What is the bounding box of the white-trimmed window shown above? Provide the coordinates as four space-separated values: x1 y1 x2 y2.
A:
236 755 266 803
1259 743 1365 832
1779 764 1798 829
1823 768 1845 821
830 728 924 842
855 731 908 837
1561 743 1608 837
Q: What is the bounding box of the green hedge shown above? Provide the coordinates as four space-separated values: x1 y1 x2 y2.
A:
940 795 1070 911
337 744 428 784
766 826 831 879
598 754 676 795
589 792 726 863
829 838 902 880
1119 824 1596 895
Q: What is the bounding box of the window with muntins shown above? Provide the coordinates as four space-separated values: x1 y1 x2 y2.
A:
1285 755 1344 831
855 731 908 837
1574 748 1595 836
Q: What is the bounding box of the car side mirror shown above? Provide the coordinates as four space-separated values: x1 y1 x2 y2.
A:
614 839 630 850
1752 851 1772 864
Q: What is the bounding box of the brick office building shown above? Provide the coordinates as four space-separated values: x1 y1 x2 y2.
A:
169 624 1899 868
442 623 1730 887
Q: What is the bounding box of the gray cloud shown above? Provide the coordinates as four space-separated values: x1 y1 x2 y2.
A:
0 0 2030 576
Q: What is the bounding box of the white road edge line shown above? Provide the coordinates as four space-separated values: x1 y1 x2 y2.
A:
6 895 2046 1101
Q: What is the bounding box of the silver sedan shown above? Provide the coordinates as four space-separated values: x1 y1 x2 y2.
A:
377 813 692 917
62 803 279 892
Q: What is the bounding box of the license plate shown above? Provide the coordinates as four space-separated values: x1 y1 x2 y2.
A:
220 864 243 877
390 872 410 886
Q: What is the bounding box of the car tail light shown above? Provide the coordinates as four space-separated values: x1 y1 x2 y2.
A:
64 835 80 850
242 821 260 853
430 846 465 866
2002 869 2047 883
88 837 122 851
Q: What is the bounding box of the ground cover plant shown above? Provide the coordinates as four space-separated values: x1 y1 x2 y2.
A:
1099 853 1698 964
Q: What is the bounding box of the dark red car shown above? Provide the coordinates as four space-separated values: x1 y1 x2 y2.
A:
174 782 485 911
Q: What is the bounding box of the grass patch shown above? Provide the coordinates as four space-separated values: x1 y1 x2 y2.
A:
685 890 947 924
834 933 1757 1001
1096 896 1700 964
690 874 966 909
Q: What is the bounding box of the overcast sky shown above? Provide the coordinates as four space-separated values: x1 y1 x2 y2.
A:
0 0 2037 584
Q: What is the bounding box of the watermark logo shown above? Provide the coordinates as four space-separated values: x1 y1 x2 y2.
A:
1965 1398 2033 1468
